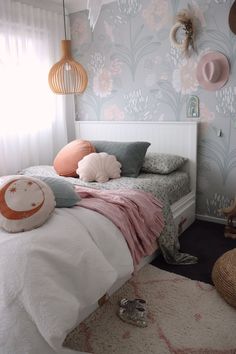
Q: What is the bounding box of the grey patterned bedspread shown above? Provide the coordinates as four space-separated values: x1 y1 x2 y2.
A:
20 165 197 265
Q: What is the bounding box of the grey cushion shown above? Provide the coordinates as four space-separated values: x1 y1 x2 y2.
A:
142 153 187 174
33 176 80 207
91 141 150 177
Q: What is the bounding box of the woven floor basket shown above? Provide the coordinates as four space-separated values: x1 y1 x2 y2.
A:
212 249 236 308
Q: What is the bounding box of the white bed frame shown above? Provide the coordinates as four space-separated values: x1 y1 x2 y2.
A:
75 120 198 324
76 120 198 235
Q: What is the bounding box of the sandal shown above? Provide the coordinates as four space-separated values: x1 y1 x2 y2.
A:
117 306 148 328
119 298 147 311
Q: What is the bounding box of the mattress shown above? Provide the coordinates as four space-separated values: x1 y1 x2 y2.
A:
20 165 197 266
20 165 190 205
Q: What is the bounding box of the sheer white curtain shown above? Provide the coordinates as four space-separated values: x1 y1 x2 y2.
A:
0 0 70 176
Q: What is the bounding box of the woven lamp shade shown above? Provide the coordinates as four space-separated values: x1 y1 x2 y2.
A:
48 40 88 94
212 249 236 308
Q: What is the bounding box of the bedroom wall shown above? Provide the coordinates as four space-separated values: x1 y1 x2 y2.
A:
69 0 236 222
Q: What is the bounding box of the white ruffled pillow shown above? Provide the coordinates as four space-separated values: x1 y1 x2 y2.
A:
76 152 121 183
0 175 55 233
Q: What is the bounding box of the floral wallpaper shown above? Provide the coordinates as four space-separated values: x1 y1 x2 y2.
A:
69 0 236 221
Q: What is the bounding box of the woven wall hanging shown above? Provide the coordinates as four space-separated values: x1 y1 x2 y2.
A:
170 9 195 57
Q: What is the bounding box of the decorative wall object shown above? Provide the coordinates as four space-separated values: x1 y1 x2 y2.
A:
70 0 236 221
229 0 236 35
196 51 230 91
170 9 195 57
48 0 88 94
186 96 199 118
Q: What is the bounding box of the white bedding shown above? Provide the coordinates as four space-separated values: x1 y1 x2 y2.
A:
0 206 133 354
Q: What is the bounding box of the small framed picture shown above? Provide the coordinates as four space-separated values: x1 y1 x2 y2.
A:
186 95 199 118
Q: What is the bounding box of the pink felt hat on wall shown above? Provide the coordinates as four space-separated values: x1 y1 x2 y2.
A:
196 51 230 91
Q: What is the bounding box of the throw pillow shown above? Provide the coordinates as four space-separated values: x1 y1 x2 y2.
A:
142 153 187 174
76 152 121 183
91 141 150 177
53 140 96 177
0 176 55 233
33 176 80 207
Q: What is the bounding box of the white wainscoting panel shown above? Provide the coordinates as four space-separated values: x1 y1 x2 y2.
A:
75 121 198 192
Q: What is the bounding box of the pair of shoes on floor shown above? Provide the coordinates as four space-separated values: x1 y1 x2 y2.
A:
117 298 148 328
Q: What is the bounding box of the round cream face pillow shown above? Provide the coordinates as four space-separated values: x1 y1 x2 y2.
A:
0 176 55 233
53 139 96 177
76 152 121 183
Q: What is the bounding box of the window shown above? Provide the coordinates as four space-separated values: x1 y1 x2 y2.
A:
0 1 68 175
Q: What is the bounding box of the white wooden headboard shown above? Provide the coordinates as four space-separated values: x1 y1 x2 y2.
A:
75 121 198 192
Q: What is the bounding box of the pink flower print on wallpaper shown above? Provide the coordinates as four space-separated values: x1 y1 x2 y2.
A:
110 58 122 76
172 58 199 94
103 104 125 121
93 69 113 98
142 0 170 32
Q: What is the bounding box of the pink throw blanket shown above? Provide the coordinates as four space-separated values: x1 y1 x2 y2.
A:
75 187 164 266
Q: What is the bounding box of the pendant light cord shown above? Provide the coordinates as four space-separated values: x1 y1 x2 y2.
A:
63 0 67 40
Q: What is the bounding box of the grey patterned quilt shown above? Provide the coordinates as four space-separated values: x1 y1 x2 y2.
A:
20 165 197 265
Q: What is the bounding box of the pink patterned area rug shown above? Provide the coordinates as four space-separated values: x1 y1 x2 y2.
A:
64 264 236 354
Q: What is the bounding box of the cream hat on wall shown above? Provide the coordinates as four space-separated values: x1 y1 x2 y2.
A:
196 51 230 91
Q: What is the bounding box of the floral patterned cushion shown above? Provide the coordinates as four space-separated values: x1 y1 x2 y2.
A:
142 153 187 175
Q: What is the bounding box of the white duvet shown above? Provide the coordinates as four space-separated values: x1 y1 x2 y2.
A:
0 206 133 354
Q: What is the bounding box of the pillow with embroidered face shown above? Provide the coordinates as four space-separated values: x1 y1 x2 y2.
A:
0 176 55 233
53 139 96 177
76 152 121 183
141 153 188 174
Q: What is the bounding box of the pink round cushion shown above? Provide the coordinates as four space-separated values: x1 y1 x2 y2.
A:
53 140 96 177
0 175 55 233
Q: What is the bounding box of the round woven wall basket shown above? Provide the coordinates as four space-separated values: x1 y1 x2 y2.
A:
212 249 236 308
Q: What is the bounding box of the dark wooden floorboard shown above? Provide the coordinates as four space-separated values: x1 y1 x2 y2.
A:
151 220 236 284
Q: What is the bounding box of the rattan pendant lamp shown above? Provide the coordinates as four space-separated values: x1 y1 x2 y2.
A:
48 0 88 94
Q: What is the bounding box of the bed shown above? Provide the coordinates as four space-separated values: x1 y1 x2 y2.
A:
75 120 197 236
0 121 197 354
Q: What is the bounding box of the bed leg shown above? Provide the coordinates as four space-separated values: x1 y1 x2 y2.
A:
98 293 109 307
